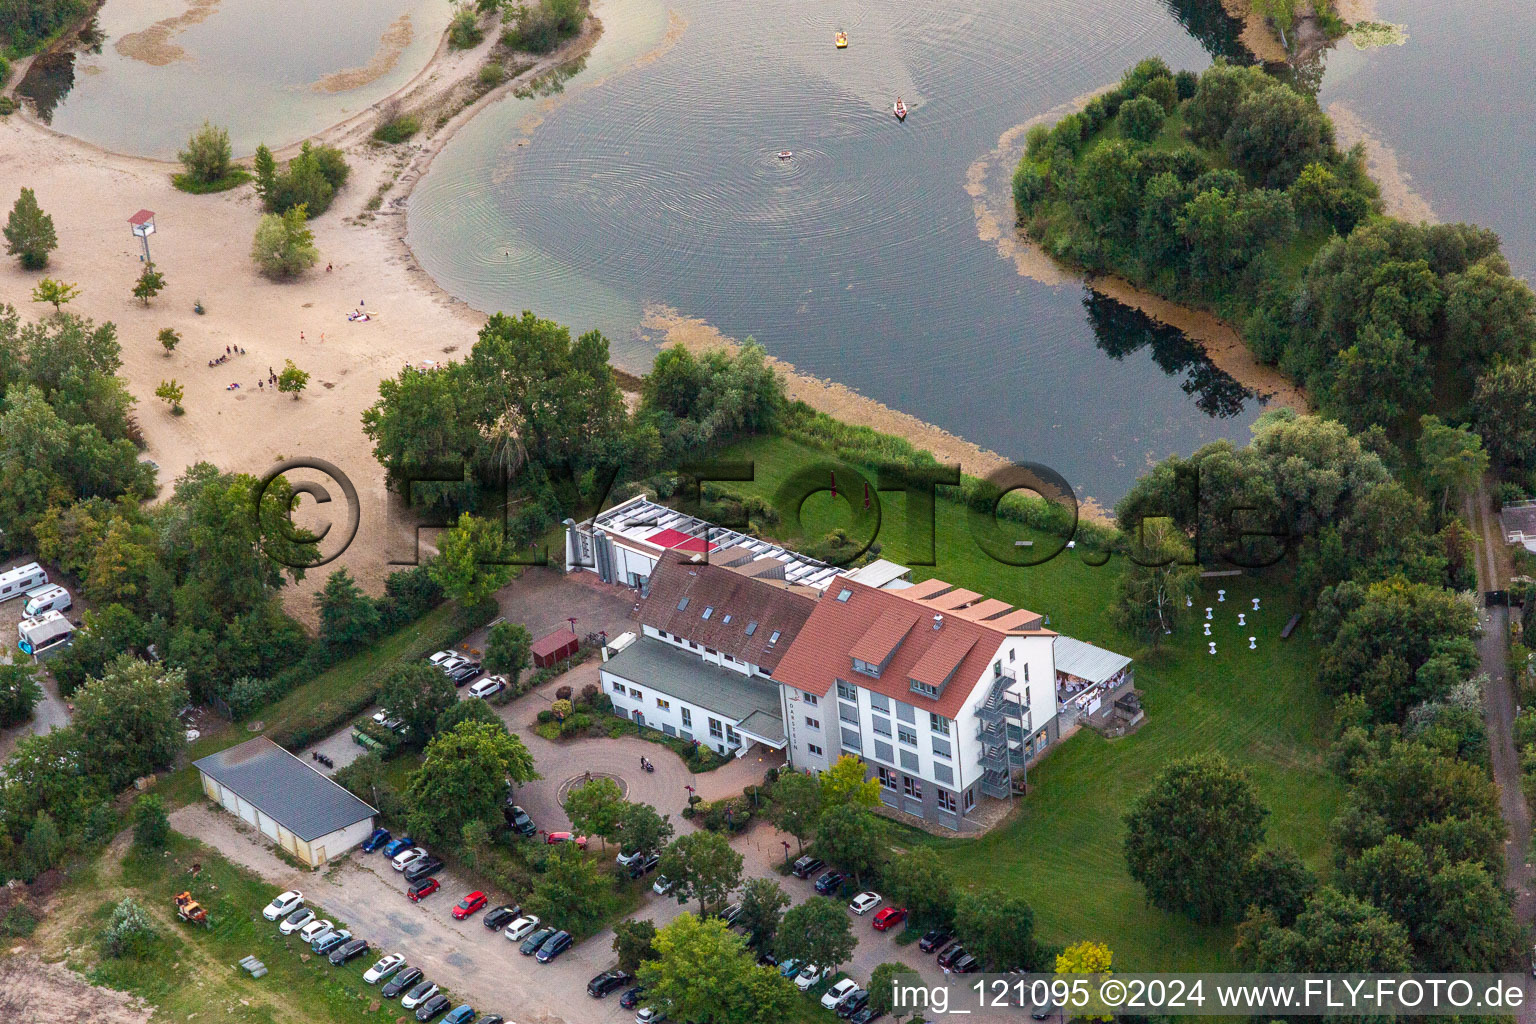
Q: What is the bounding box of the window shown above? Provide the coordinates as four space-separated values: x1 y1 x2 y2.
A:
878 766 898 791
930 713 950 736
1023 663 1029 681
807 742 824 757
805 716 821 730
726 725 740 744
994 659 1002 677
628 687 642 698
702 606 714 619
681 708 692 727
868 692 890 713
937 789 957 814
840 727 862 752
898 725 918 746
709 718 723 738
872 716 891 737
745 621 758 636
677 597 690 611
722 614 732 624
903 776 923 799
896 702 915 724
933 762 954 785
963 789 976 811
611 681 625 694
768 630 781 645
688 641 698 649
852 657 882 678
837 588 853 602
910 680 939 698
1009 648 1016 662
874 739 894 763
931 736 952 760
836 680 857 702
839 702 860 725
900 749 919 772
705 647 716 655
801 692 819 706
656 698 670 711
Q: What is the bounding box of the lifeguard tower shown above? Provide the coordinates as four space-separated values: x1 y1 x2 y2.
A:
128 209 155 263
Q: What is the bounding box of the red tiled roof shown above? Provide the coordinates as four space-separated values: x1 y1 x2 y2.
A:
637 553 817 672
847 607 920 667
128 209 155 226
531 628 578 657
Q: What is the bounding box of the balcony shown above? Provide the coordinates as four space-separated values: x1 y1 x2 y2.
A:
979 767 1011 800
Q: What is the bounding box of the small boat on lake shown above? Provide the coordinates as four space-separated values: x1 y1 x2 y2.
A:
835 30 848 48
893 97 907 120
777 150 793 160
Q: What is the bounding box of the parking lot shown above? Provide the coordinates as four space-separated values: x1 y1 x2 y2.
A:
0 557 77 762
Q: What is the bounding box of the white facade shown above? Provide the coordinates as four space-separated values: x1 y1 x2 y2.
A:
602 667 747 756
640 623 763 678
198 771 375 867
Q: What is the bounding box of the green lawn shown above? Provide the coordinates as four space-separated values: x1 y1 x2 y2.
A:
715 432 1342 970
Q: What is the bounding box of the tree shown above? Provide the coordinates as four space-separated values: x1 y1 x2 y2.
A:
252 143 277 200
103 896 157 958
815 805 884 887
1055 941 1113 1022
658 830 743 915
435 696 501 735
30 277 78 312
379 661 458 746
769 770 820 854
251 205 319 278
1418 860 1521 972
776 895 857 974
131 794 169 851
484 620 532 682
1472 357 1536 471
155 379 184 414
132 263 166 306
72 657 189 792
954 887 1044 971
0 663 43 728
177 121 233 186
565 777 627 850
1244 846 1317 928
869 961 924 1019
1123 753 1268 924
819 754 879 811
613 918 658 973
618 801 674 860
21 812 64 878
1119 94 1166 143
158 327 180 355
277 358 309 399
428 512 514 606
1237 887 1412 973
1416 416 1489 517
1110 517 1199 647
315 568 379 651
1444 256 1536 365
525 844 616 936
881 846 954 929
407 719 539 843
736 877 789 952
5 187 58 269
637 913 798 1024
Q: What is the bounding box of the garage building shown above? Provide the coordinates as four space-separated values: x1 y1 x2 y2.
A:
194 736 377 867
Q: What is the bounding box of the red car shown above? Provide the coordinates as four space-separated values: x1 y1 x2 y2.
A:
545 831 589 849
871 907 907 932
407 877 440 902
452 891 488 920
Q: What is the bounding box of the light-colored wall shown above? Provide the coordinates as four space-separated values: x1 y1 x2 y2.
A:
640 624 766 678
199 770 374 868
600 664 744 756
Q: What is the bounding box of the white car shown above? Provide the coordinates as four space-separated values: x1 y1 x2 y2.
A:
616 848 643 866
279 906 315 935
795 964 825 991
392 846 428 871
262 890 303 921
652 874 675 896
503 915 541 941
848 891 882 915
401 981 440 1010
363 953 406 984
467 676 506 699
298 919 334 944
822 979 860 1010
636 1008 668 1024
428 651 463 668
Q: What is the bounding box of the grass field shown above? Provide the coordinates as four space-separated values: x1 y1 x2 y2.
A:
715 432 1342 970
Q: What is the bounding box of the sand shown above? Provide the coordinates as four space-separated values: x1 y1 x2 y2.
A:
1217 0 1289 62
311 13 414 94
114 0 222 66
1328 101 1438 223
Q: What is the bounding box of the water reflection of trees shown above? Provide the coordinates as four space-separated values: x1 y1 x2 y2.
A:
17 49 75 123
1082 290 1254 419
1159 0 1255 65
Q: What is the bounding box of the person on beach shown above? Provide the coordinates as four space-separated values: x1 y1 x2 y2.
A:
326 263 333 272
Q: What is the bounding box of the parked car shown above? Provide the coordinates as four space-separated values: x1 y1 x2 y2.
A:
794 964 826 991
504 915 541 942
545 831 588 848
627 853 661 878
262 890 304 921
778 958 803 978
401 981 441 1010
382 836 416 858
937 943 966 969
279 907 315 935
298 919 334 944
404 856 445 882
313 929 352 955
871 907 906 931
814 870 846 895
480 1017 506 1024
791 855 824 879
588 969 633 997
717 902 743 925
848 891 883 915
757 952 779 967
446 661 483 686
392 846 428 871
918 929 951 953
504 803 536 837
429 650 464 668
520 925 555 954
452 891 489 920
364 953 407 984
535 930 573 963
362 827 393 853
849 1006 887 1024
1030 1001 1059 1020
951 953 980 974
616 847 644 866
836 991 870 1018
443 1005 476 1024
822 979 861 1010
382 967 425 999
620 986 645 1010
483 904 520 930
415 993 452 1020
329 938 370 965
652 875 676 896
408 877 441 901
635 1007 667 1024
468 675 506 699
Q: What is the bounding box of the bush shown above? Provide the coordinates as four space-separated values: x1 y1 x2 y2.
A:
1119 95 1167 143
263 142 350 218
449 6 483 48
502 0 584 52
478 63 506 87
131 795 169 851
0 902 37 937
177 121 234 187
102 897 156 959
537 709 555 724
372 114 422 144
251 206 319 279
555 685 573 701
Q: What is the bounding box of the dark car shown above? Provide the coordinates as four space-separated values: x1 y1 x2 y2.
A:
382 967 424 998
791 856 824 879
814 870 846 895
936 943 966 969
329 937 370 965
849 1007 887 1024
588 969 633 997
951 954 980 975
627 853 660 879
1030 1001 1059 1020
381 836 416 858
503 803 536 837
415 993 452 1021
620 986 646 1010
520 926 555 955
836 990 870 1018
480 1017 506 1024
756 952 779 968
535 930 573 963
446 662 483 686
408 877 441 902
404 855 445 882
362 827 393 853
312 929 352 955
484 904 521 930
918 929 951 953
444 1006 476 1024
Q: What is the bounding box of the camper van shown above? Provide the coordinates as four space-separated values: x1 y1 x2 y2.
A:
18 610 74 656
22 584 71 618
0 563 47 604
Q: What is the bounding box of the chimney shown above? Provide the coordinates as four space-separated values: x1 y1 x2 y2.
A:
932 614 943 631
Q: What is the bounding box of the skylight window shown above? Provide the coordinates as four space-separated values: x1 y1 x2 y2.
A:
722 614 732 624
702 606 714 619
677 597 690 611
745 621 758 636
836 588 852 602
768 630 781 645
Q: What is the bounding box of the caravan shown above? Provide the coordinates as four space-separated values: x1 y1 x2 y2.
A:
22 584 71 618
18 610 74 656
0 563 47 603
